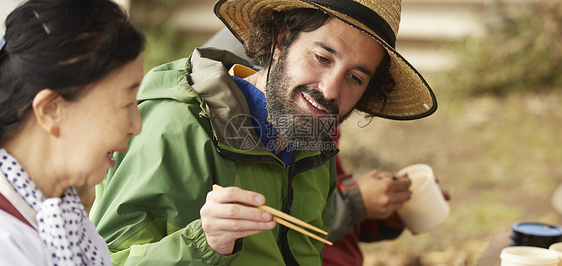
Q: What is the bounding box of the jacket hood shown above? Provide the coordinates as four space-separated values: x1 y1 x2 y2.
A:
137 48 251 104
137 48 271 153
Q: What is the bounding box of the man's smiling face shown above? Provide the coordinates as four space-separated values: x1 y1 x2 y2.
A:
265 18 386 144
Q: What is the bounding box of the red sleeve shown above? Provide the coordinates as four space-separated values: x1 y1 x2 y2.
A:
331 128 353 185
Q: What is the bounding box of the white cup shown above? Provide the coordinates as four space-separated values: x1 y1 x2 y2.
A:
500 246 559 266
396 164 449 234
549 242 562 266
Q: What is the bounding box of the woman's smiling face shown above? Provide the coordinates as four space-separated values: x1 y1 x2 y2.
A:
56 55 143 187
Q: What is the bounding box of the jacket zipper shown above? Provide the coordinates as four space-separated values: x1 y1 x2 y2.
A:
279 151 300 265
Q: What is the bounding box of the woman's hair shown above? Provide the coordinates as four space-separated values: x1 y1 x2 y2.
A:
0 0 145 139
244 8 394 116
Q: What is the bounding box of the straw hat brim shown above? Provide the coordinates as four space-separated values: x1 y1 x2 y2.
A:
214 0 437 120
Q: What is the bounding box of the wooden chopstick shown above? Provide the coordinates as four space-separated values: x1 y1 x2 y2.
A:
212 184 332 245
258 204 327 235
273 216 333 246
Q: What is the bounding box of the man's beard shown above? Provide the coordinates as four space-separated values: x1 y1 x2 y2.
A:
264 49 353 148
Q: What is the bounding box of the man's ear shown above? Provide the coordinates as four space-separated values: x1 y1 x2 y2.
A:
32 89 64 137
273 42 283 61
272 30 289 61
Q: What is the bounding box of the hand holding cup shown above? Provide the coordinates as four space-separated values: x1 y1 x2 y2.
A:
356 170 412 220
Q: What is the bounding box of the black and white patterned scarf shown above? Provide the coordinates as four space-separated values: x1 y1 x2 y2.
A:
0 148 107 265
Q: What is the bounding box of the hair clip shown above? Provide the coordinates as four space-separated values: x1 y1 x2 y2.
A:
32 9 51 35
0 36 5 51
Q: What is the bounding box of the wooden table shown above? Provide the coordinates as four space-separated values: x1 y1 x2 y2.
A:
476 230 510 266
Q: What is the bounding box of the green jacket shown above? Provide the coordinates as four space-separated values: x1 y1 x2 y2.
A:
90 48 337 266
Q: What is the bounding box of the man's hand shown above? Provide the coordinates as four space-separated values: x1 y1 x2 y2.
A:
200 186 276 255
356 170 412 220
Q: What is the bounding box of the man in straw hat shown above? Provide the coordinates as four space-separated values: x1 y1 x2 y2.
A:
90 0 437 265
202 28 444 266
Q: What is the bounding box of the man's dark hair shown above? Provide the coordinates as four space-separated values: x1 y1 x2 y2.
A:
244 8 394 116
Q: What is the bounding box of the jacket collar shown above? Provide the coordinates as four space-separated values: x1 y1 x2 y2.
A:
188 48 271 153
188 48 339 163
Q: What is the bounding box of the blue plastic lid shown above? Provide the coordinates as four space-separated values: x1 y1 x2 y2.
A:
512 221 562 237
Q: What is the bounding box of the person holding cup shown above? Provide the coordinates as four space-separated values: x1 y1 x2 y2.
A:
325 131 451 266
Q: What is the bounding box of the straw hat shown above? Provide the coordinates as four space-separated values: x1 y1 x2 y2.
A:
214 0 437 120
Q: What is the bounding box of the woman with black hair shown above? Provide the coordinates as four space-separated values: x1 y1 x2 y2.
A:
0 0 145 265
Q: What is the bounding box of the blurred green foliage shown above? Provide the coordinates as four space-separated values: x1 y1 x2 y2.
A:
129 0 200 72
440 0 562 98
